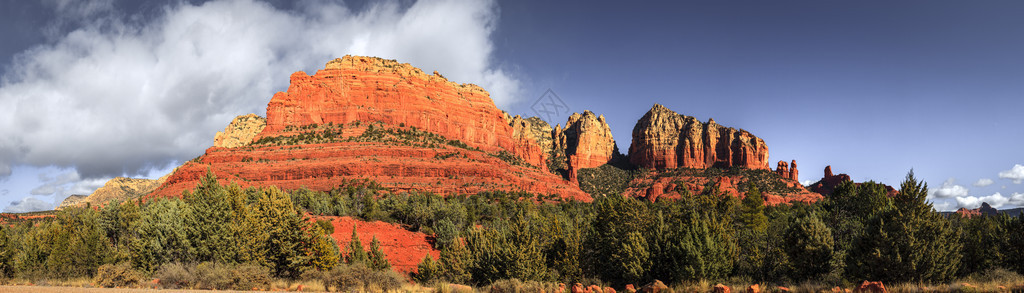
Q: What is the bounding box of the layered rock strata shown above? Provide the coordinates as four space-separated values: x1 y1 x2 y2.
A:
262 56 545 169
628 104 769 170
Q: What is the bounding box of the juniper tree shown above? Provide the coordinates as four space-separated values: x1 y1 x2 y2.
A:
847 171 962 283
367 236 391 271
784 212 834 281
346 227 368 264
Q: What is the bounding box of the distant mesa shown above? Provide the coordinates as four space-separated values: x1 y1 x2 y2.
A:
627 104 770 171
955 202 998 218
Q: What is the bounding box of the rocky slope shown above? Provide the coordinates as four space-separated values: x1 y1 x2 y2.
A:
628 104 770 170
213 114 266 148
149 56 586 201
60 176 168 209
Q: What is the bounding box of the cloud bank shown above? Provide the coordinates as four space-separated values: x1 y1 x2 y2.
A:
955 192 1024 210
0 0 519 180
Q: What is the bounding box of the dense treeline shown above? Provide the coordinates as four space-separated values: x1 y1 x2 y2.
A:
1 170 1023 290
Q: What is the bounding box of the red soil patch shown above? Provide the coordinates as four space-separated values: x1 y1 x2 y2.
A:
310 216 439 275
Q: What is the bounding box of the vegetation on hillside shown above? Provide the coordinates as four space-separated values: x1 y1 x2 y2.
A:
1 170 1023 291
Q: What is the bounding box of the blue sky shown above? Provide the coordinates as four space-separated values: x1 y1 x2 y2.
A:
1 0 1022 212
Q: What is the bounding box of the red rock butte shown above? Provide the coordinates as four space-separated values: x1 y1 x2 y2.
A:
628 104 770 170
148 56 586 201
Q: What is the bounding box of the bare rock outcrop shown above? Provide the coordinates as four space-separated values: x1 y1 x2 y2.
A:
62 175 168 209
775 160 800 181
55 194 88 210
628 104 769 170
213 114 266 148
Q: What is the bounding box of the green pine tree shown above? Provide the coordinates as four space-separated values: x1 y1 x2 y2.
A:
346 227 368 264
414 254 439 284
784 212 834 281
367 236 391 271
439 240 471 284
847 171 962 283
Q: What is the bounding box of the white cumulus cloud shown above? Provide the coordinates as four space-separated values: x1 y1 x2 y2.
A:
999 164 1024 184
931 178 969 199
0 0 519 180
973 178 994 187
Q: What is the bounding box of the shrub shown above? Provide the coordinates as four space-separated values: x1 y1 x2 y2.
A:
155 263 193 289
322 263 405 292
192 262 233 290
154 262 271 290
94 262 145 288
414 255 439 284
228 263 272 290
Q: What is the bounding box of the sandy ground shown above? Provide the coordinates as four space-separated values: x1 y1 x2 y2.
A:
0 286 268 292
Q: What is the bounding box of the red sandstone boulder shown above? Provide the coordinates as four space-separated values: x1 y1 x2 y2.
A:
588 285 604 293
639 280 671 293
713 284 730 293
625 284 637 293
853 281 888 293
628 104 769 170
572 283 586 293
746 284 760 293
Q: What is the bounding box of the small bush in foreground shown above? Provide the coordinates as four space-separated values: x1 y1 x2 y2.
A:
322 263 405 292
93 262 145 288
154 262 270 290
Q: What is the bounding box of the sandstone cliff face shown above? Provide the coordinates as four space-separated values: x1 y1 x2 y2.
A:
262 56 545 169
213 114 266 148
555 111 619 181
628 104 769 170
64 175 168 209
